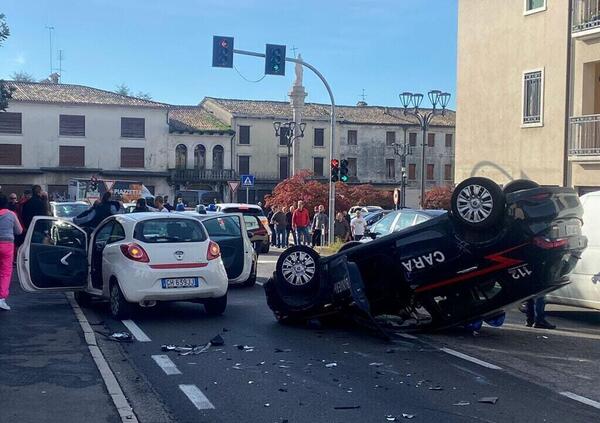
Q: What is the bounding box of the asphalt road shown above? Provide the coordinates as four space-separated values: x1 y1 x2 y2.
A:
79 249 600 423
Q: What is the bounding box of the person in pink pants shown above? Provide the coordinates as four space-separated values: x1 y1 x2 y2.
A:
0 193 23 311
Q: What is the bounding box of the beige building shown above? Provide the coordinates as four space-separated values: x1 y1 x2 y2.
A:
457 0 600 194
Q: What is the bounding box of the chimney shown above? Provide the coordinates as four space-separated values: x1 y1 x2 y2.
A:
49 72 60 84
356 100 367 107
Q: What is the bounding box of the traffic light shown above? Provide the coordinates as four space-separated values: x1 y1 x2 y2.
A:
330 159 339 182
340 159 349 183
265 44 286 76
212 36 234 68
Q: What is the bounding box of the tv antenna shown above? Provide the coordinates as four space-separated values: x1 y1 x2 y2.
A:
45 26 55 75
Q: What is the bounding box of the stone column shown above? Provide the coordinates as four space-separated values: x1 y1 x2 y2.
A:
289 55 307 176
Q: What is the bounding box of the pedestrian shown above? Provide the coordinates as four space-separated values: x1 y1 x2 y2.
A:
526 296 555 329
343 210 351 226
133 198 150 213
334 212 351 243
15 190 31 226
350 210 367 241
271 206 287 248
73 192 120 232
286 205 296 246
175 198 185 211
267 206 277 247
280 206 289 247
163 195 174 211
311 205 328 247
22 185 48 229
0 193 23 311
155 196 169 213
7 193 17 212
292 200 311 246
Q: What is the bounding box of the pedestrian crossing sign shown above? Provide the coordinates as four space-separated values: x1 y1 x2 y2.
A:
241 174 255 187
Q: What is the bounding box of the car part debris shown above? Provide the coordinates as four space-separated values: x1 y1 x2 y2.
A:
210 334 225 346
453 401 470 406
274 348 292 353
428 386 443 391
402 414 415 419
109 332 133 342
325 362 337 368
369 362 384 367
334 405 361 410
478 397 498 404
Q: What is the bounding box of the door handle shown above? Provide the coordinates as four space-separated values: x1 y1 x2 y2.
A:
60 252 73 266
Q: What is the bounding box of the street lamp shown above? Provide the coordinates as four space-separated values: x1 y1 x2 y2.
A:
392 138 412 208
273 121 306 178
399 90 451 208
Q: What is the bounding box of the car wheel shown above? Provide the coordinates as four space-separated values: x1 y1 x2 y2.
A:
243 260 257 288
451 177 505 230
337 241 362 253
74 291 93 308
110 280 133 319
204 293 227 315
502 179 540 194
275 245 320 292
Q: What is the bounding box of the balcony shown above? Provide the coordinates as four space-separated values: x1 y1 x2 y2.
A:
573 0 600 39
569 115 600 158
168 168 237 183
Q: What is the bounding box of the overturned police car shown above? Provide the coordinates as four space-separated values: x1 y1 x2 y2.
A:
264 177 588 333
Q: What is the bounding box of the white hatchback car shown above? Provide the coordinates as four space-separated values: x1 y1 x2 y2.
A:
17 213 229 318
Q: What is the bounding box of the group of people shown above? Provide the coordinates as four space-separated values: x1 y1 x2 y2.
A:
263 201 369 249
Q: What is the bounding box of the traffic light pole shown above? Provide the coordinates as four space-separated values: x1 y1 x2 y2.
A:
233 48 337 245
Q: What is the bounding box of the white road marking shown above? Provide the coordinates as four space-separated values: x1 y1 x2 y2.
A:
151 355 182 375
500 323 600 341
121 319 151 342
179 384 215 410
440 347 502 370
560 392 600 410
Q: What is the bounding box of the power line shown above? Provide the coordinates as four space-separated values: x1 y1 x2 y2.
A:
233 65 266 83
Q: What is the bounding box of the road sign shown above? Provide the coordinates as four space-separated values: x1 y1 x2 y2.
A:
241 174 255 187
393 188 400 206
227 180 240 193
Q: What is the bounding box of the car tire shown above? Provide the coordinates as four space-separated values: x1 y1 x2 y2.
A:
109 280 133 319
451 177 505 230
204 293 227 315
275 245 320 292
337 241 363 253
74 291 93 308
502 179 540 194
242 260 257 288
263 276 312 325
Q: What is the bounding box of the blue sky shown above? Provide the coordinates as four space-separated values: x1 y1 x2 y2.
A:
0 0 458 108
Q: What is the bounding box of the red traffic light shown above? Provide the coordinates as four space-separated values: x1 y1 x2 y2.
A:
331 159 339 168
220 39 228 48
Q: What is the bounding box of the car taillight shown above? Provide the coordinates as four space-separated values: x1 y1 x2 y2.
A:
533 237 569 249
207 241 221 260
120 243 150 262
530 192 551 201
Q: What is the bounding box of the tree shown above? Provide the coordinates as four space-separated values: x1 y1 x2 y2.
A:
115 83 131 96
0 14 12 112
0 14 9 46
115 84 152 100
423 185 453 210
136 91 152 100
11 71 35 82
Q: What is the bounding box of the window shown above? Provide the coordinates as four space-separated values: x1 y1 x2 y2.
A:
213 145 224 170
0 112 22 134
202 216 242 238
347 130 357 145
444 164 453 181
0 144 21 165
175 144 187 169
239 125 250 144
386 131 396 146
386 158 395 179
409 132 417 147
243 215 261 230
314 128 324 147
523 70 543 125
427 133 435 147
346 157 357 177
59 146 85 167
121 117 145 138
109 222 126 244
445 133 453 148
194 145 206 170
279 156 288 179
279 127 289 146
59 115 85 136
120 147 145 168
427 164 435 180
408 164 416 180
525 0 546 13
394 212 416 232
313 157 324 176
239 155 250 175
52 202 89 218
134 219 207 243
31 219 86 249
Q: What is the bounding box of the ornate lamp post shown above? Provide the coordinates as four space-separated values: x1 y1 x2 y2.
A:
273 121 306 178
399 90 451 208
392 138 412 208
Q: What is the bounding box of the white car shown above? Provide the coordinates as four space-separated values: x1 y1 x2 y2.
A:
349 205 383 218
216 203 271 253
50 201 90 221
17 213 229 318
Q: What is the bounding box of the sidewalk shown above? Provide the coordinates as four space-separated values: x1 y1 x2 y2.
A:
0 271 120 423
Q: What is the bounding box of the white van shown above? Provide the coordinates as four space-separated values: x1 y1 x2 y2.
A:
546 191 600 309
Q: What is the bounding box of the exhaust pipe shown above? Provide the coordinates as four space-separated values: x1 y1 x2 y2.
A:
139 300 157 308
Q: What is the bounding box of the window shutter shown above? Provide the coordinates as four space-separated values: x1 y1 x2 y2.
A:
386 131 396 146
239 126 250 144
313 157 324 176
427 133 435 147
427 164 435 180
445 133 453 147
314 128 324 147
409 133 417 147
408 164 416 180
121 148 145 168
59 115 85 136
121 117 145 138
0 144 21 165
59 146 85 167
444 164 453 180
239 155 250 174
0 112 22 134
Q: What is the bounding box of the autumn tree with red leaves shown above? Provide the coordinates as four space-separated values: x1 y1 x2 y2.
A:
422 185 453 210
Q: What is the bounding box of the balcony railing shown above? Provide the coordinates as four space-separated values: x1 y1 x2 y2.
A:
573 0 600 36
569 115 600 156
169 168 237 182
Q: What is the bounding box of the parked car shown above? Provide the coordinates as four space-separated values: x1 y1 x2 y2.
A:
349 205 383 218
547 190 600 310
50 201 90 221
363 209 392 229
193 213 257 287
364 209 447 240
264 178 587 334
216 203 270 253
243 215 270 254
17 213 229 318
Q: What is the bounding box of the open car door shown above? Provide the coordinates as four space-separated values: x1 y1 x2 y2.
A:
17 216 88 292
201 214 250 281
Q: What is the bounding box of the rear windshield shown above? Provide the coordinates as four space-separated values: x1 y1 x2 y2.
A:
243 215 260 230
134 218 207 243
221 206 264 216
202 216 241 237
53 203 89 218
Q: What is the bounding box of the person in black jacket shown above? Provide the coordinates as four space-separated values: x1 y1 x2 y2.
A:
74 192 120 231
21 185 49 229
132 198 150 213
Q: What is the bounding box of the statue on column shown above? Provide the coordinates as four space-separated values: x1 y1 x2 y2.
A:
294 54 303 87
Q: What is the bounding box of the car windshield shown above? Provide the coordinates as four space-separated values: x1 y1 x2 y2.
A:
370 212 398 235
221 206 265 216
202 216 241 237
53 203 89 218
243 215 260 230
134 219 207 243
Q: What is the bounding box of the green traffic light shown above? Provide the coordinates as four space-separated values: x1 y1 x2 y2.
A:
340 175 349 182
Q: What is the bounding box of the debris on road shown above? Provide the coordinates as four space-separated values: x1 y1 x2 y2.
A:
274 348 292 353
453 401 470 406
210 334 225 346
369 362 384 367
325 362 338 368
109 332 133 342
402 413 416 419
264 403 270 407
428 386 443 391
478 397 499 404
333 405 361 410
236 344 254 352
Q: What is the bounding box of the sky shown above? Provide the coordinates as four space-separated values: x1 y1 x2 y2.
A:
0 0 458 108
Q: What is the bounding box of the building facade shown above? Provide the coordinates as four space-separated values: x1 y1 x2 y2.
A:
457 0 600 194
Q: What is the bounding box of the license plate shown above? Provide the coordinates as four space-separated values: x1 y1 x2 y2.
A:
161 278 199 289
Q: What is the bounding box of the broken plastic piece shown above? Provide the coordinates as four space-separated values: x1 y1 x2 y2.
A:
275 348 292 353
333 405 361 410
109 332 133 341
478 397 498 404
210 334 225 346
325 362 337 368
402 414 415 419
369 362 384 367
453 401 470 406
428 386 443 391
